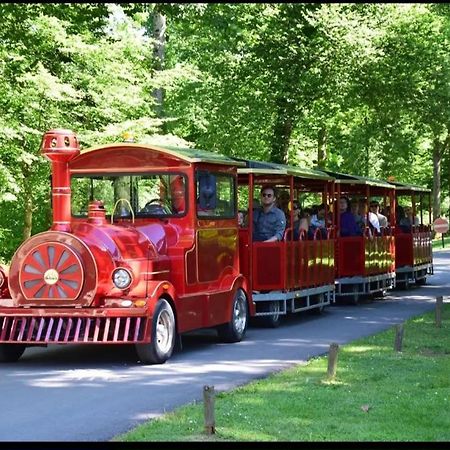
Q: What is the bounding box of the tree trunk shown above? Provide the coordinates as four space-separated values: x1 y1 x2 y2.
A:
317 126 327 168
433 131 450 220
269 97 294 164
432 138 441 219
152 8 166 119
23 176 33 241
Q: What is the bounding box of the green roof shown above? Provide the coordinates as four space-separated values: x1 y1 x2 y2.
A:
80 142 244 167
236 159 333 180
389 180 431 193
323 170 393 188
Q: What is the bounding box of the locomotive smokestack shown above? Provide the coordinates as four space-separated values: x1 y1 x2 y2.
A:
41 129 80 232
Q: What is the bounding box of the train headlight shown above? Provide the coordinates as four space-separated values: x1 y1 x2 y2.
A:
112 268 132 290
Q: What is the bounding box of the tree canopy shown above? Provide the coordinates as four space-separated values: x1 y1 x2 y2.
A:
0 3 448 261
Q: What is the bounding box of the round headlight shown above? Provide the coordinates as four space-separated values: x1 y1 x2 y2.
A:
112 268 132 290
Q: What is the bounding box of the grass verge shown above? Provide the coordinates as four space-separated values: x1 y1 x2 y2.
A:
433 234 450 250
115 304 450 442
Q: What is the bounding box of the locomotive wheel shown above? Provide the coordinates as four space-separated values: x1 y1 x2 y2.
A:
260 300 281 328
0 344 26 362
135 298 176 365
217 288 248 342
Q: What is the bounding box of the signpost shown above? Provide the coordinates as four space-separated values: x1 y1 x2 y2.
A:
433 217 449 248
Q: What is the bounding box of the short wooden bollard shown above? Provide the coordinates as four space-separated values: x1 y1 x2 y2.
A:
327 343 339 379
435 296 443 328
394 323 404 352
203 385 215 435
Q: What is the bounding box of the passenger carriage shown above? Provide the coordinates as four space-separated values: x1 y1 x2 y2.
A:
390 181 433 288
324 171 396 304
0 129 253 364
236 160 336 327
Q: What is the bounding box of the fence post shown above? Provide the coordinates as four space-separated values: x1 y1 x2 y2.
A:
435 296 443 328
203 385 215 435
327 342 339 379
394 323 404 352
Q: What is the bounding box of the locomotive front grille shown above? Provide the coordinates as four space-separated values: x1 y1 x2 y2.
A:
0 316 148 344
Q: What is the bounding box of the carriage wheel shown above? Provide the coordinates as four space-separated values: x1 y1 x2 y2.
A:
135 299 176 365
416 277 427 286
350 285 359 305
311 293 326 314
217 288 248 342
260 300 282 328
0 344 26 362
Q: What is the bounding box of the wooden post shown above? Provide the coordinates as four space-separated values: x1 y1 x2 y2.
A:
203 385 215 435
435 296 443 328
327 343 339 379
394 323 404 352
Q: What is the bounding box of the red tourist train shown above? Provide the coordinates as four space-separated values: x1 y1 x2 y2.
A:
0 129 434 364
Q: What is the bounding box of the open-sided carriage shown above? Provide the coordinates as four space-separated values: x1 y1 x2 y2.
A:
236 160 335 326
326 171 396 304
390 181 433 288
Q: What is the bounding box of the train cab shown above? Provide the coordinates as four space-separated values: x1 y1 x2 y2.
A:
0 129 252 364
236 160 335 326
390 181 433 288
325 171 396 304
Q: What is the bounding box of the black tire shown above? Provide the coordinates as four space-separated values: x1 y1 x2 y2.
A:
0 344 26 362
259 300 282 327
350 285 359 305
135 299 176 365
217 288 249 342
416 277 427 286
310 294 326 314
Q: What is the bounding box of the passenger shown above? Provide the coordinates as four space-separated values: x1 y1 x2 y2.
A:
351 200 365 232
278 190 290 218
300 208 313 239
369 200 388 228
238 210 247 227
359 198 381 234
310 203 326 229
339 197 362 237
404 206 420 226
253 185 286 242
310 203 328 239
396 205 411 232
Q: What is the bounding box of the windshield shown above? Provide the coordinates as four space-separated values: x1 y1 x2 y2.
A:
71 173 187 218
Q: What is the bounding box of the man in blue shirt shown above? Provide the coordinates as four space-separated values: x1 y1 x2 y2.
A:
253 185 286 242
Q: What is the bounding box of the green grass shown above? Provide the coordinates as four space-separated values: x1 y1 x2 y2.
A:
115 304 450 442
433 234 450 250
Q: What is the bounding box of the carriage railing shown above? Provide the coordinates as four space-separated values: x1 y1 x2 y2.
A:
249 226 334 292
336 226 395 278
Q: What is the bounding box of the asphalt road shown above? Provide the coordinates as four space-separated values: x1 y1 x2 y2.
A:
1 250 449 442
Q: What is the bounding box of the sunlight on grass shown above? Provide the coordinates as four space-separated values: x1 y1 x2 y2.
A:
115 304 450 442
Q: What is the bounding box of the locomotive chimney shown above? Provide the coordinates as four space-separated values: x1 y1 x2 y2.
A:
41 129 80 232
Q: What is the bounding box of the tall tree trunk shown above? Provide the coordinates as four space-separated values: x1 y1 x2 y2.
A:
317 126 327 168
269 97 294 164
433 130 450 220
152 8 166 119
433 138 441 219
22 175 33 241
